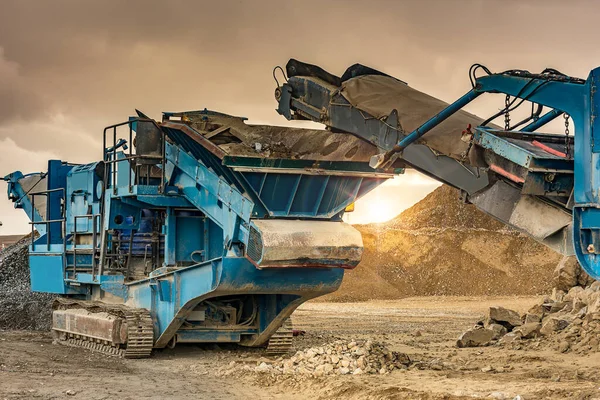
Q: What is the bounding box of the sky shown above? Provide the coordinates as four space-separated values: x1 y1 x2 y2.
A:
0 0 598 233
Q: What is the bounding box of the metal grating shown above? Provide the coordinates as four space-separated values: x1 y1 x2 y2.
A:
246 225 263 264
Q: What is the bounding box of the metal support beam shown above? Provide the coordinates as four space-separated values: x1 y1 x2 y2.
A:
370 89 482 168
164 207 176 266
522 109 564 132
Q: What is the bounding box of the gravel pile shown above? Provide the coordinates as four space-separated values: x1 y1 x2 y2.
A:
457 281 600 354
219 340 412 377
0 235 55 330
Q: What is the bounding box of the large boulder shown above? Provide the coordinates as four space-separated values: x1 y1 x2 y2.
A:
553 256 594 291
457 326 494 348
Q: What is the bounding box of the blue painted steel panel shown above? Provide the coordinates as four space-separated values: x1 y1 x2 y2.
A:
126 256 343 347
30 255 67 293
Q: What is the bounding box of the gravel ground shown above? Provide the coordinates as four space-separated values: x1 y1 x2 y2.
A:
2 297 600 400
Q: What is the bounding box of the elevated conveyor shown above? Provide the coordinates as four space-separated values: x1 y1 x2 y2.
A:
275 60 593 275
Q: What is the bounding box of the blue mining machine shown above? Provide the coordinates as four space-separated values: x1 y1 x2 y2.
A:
6 57 600 358
4 107 395 357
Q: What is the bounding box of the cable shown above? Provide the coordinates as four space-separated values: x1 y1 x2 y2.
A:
481 79 538 126
272 66 288 87
482 79 551 126
239 296 257 326
469 63 493 88
510 103 543 130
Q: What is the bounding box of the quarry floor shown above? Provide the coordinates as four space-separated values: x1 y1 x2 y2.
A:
1 297 600 400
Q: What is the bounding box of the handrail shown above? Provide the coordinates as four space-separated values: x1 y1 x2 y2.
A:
102 117 166 195
72 214 101 279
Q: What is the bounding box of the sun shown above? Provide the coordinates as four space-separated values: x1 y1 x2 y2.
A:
366 199 396 223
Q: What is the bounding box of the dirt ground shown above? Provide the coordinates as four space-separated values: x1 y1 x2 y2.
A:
1 296 599 400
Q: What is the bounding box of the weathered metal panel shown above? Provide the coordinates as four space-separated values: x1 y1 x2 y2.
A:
250 219 363 269
53 309 126 344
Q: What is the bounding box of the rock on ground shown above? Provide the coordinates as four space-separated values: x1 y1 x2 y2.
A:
457 326 494 348
553 256 594 292
458 278 600 355
488 306 522 329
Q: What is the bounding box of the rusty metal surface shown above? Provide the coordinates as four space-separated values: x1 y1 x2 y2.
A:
160 121 228 159
52 298 154 358
53 308 125 344
163 111 379 162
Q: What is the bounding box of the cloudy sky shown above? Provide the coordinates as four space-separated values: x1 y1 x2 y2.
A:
1 0 598 233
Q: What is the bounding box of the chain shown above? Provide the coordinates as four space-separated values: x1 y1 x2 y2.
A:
564 113 571 157
504 95 511 131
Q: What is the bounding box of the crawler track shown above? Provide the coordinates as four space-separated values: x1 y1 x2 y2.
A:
52 298 154 358
266 318 294 355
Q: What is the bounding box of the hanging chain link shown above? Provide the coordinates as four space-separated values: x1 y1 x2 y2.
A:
564 113 571 157
504 95 511 131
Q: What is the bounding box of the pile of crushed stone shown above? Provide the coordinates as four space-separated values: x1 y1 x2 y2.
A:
218 340 412 377
0 235 55 330
328 185 562 301
384 184 506 231
457 261 599 354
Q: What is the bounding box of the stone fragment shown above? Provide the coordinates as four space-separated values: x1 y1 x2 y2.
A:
498 332 521 344
585 312 600 322
553 256 580 291
488 307 522 328
558 340 570 353
513 323 541 339
457 327 495 348
551 288 566 302
578 270 595 287
527 303 546 320
488 323 508 340
540 318 570 336
565 286 584 302
524 313 541 324
339 367 350 375
589 299 600 314
572 300 587 314
255 362 272 373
